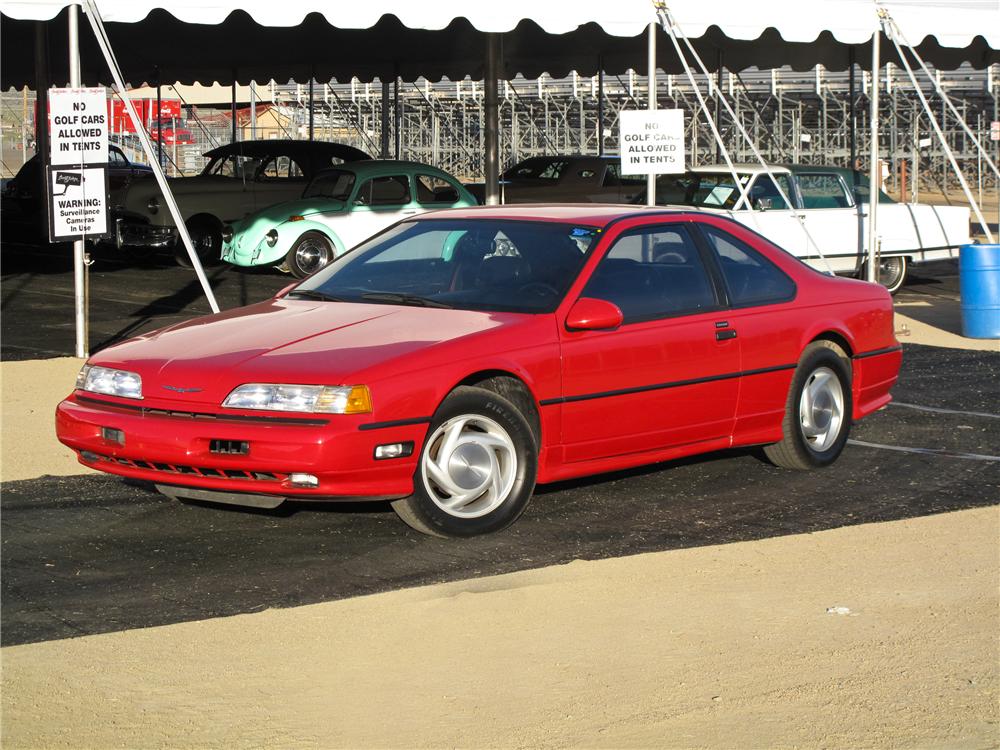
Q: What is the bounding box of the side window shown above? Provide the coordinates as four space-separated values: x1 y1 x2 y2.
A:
747 174 793 210
258 155 305 181
702 225 796 307
356 175 411 207
109 148 127 166
582 225 717 322
603 161 646 187
798 173 853 209
415 174 461 204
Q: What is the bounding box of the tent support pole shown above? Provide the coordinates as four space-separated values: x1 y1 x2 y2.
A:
597 58 604 156
81 0 219 313
646 22 656 207
380 81 390 158
485 33 500 206
231 78 237 143
868 28 881 284
849 48 856 171
69 3 88 358
155 69 163 166
309 69 314 141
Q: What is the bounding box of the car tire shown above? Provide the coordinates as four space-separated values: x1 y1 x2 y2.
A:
286 231 335 278
175 216 222 268
763 341 853 470
391 386 538 537
861 255 907 295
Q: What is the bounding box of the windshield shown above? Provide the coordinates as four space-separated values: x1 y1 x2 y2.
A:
303 170 356 200
294 219 600 313
502 157 570 181
650 171 752 209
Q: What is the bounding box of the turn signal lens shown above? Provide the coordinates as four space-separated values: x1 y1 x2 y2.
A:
288 215 305 222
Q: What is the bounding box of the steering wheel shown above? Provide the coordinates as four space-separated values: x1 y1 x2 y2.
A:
518 281 559 298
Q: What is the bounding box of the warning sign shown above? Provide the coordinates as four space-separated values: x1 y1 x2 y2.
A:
49 88 109 166
47 166 109 241
619 109 685 175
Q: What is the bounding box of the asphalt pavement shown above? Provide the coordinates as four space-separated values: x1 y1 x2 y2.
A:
2 240 998 648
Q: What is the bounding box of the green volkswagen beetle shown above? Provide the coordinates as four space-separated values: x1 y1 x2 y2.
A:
221 160 477 277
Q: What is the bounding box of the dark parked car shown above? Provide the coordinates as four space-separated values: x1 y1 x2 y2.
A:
1 144 153 244
467 155 645 205
115 140 372 266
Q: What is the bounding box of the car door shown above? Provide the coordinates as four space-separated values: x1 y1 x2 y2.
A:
793 171 863 275
558 221 740 463
693 219 803 445
734 172 808 260
333 174 413 250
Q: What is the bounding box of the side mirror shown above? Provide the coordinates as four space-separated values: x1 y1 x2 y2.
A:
274 282 298 299
755 197 773 211
565 297 624 332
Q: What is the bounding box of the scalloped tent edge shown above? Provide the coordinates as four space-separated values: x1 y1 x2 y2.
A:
1 1 998 88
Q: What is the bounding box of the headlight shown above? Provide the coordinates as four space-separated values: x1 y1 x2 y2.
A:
222 384 371 414
221 225 234 243
147 196 159 215
265 229 278 247
76 364 143 400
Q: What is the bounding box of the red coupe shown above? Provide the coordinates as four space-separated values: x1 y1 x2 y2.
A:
56 206 901 537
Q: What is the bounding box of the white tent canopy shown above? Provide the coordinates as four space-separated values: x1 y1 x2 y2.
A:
2 0 998 87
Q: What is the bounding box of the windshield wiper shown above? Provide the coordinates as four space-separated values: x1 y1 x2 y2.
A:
360 292 452 309
285 289 345 302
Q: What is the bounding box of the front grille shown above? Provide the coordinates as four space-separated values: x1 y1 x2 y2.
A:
83 451 284 482
210 439 250 455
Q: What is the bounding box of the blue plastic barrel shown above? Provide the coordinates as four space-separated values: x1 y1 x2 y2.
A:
959 244 1000 339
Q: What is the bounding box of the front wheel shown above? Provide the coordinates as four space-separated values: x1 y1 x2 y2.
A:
391 386 538 537
861 255 907 295
764 342 853 470
286 231 335 278
175 216 222 268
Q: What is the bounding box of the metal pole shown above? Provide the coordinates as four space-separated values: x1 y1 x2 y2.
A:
231 78 237 143
867 29 880 284
393 75 401 158
250 80 257 140
597 60 605 156
69 4 88 358
380 80 390 158
156 69 162 166
646 22 656 207
308 71 314 141
485 33 500 205
849 49 857 170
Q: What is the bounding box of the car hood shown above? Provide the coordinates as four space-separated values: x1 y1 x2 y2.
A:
244 197 346 228
89 299 518 407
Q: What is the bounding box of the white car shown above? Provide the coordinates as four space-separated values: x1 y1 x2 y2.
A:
649 164 971 293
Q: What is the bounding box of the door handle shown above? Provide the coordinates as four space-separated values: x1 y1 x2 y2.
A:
716 329 737 341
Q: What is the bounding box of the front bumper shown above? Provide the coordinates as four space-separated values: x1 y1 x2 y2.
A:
116 216 178 248
56 393 424 503
221 233 283 268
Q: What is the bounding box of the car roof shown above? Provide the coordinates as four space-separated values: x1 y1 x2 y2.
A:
312 160 460 179
416 203 696 227
202 139 371 162
688 163 792 175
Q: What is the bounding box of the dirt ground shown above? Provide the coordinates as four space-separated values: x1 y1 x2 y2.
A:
2 506 997 748
2 282 998 748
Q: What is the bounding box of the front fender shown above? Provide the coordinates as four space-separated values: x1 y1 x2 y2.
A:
261 220 345 266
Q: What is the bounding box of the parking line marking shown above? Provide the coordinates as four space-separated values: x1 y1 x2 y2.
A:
848 439 1000 462
889 402 1000 420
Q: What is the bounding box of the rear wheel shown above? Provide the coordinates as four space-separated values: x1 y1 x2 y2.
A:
861 255 907 295
286 231 335 278
391 386 537 537
764 342 853 470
